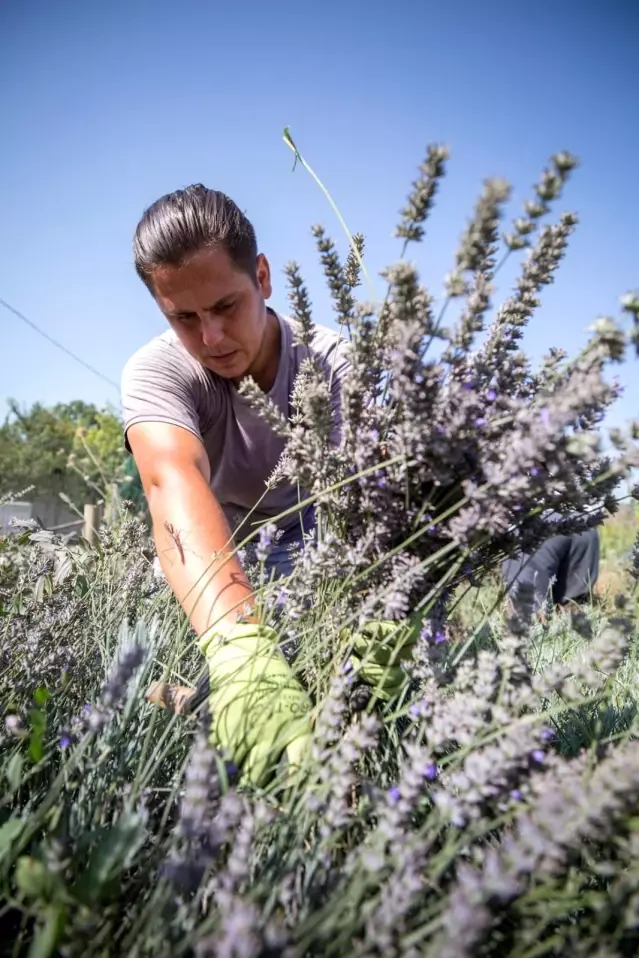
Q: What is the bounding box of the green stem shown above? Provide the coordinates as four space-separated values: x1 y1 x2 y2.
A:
283 127 376 303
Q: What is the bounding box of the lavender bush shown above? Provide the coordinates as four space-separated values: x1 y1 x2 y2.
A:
2 143 639 957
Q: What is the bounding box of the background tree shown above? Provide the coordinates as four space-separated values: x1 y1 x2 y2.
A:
0 399 145 515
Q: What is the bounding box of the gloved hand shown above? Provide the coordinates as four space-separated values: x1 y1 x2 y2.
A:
198 620 312 787
342 619 419 701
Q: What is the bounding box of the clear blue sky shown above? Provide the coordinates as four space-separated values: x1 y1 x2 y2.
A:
1 0 638 431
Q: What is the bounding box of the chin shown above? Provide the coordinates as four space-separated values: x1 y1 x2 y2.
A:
203 351 247 379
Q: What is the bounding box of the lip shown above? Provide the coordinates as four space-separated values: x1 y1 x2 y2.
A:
209 350 238 365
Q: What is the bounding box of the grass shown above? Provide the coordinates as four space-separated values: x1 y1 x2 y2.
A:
0 506 638 956
598 502 638 603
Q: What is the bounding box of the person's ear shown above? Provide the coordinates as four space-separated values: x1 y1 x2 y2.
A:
256 253 272 299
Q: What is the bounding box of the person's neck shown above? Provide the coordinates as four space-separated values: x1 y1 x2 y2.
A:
241 308 281 393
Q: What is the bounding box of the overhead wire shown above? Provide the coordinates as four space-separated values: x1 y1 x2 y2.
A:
0 296 120 392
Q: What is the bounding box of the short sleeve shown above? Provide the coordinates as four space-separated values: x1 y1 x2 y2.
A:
120 336 207 451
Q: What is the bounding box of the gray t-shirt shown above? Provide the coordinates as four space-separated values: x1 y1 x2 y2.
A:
121 310 351 538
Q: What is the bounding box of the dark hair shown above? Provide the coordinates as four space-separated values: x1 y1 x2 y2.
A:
133 184 258 289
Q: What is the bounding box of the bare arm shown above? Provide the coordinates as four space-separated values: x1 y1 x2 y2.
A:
127 421 256 635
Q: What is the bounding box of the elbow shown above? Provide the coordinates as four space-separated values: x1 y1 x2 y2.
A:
145 462 205 516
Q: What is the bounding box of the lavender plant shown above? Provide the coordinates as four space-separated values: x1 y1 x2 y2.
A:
1 141 639 957
241 143 638 694
2 517 639 956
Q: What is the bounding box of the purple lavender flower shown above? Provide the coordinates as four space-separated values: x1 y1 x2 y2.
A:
388 786 401 803
5 715 24 736
340 658 355 675
87 708 107 732
424 763 438 781
100 643 146 710
59 735 72 749
256 522 278 563
531 749 545 764
486 388 497 402
420 624 446 645
179 731 221 842
410 699 430 719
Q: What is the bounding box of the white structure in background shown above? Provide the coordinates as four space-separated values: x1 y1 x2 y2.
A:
0 499 83 539
0 501 35 534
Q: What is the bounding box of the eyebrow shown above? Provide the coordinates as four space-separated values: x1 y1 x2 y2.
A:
169 295 236 318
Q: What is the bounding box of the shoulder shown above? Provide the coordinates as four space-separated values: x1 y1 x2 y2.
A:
120 329 219 439
122 329 200 383
121 330 216 407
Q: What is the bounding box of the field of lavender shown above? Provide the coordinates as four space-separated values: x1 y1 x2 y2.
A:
2 145 639 957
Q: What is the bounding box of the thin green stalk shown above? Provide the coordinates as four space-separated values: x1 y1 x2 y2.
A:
283 127 376 303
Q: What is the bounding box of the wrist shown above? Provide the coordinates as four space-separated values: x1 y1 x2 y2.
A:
197 617 277 655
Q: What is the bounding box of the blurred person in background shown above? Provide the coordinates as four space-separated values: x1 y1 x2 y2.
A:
502 527 600 619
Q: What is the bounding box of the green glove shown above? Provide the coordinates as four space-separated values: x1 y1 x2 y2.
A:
343 619 419 701
198 620 312 787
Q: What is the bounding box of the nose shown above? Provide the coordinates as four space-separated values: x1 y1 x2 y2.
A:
200 314 225 350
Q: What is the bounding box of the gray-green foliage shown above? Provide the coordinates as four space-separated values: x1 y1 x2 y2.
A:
1 512 639 956
2 140 639 957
